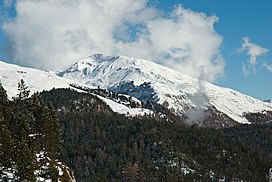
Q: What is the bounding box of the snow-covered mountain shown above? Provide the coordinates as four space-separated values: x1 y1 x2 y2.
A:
0 60 152 117
1 54 272 126
57 54 272 125
0 60 71 97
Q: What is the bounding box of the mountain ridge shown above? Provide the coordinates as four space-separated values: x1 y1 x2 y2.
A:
57 53 272 125
0 59 153 118
1 54 272 125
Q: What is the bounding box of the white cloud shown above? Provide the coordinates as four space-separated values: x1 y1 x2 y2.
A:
146 6 224 81
3 0 224 82
239 37 269 76
262 62 272 72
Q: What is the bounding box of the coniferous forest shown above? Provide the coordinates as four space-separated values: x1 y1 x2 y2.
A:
1 82 272 181
41 88 272 181
0 81 64 181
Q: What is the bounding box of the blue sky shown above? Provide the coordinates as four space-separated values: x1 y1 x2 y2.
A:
154 0 272 100
0 0 271 100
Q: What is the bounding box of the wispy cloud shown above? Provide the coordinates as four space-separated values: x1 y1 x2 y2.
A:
2 0 224 82
262 62 272 72
239 37 269 76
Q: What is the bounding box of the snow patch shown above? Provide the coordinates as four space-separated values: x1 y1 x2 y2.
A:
96 94 153 116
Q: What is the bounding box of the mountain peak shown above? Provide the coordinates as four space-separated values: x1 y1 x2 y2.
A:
2 55 272 125
57 53 125 78
57 54 272 125
87 53 120 62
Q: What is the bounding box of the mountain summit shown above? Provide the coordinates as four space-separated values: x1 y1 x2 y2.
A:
57 54 272 125
1 54 272 126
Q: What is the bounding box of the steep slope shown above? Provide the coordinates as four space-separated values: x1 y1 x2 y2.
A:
0 60 151 117
57 54 272 124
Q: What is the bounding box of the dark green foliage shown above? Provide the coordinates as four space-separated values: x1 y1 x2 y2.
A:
223 123 272 158
0 82 14 169
0 81 61 181
0 117 14 168
17 79 30 100
12 94 36 181
0 82 8 113
244 111 272 124
48 161 59 182
41 88 272 182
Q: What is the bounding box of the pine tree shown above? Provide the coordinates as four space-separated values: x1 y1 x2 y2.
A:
30 93 47 150
0 116 14 169
44 103 61 159
0 82 8 117
17 79 30 100
0 82 14 171
0 82 8 110
0 82 64 181
12 80 35 181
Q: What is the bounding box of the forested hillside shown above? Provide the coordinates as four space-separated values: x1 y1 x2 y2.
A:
224 123 272 158
1 82 271 181
41 88 272 181
0 81 75 182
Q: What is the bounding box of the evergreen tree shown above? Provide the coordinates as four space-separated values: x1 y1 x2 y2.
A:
0 82 8 113
44 103 61 159
0 82 11 124
12 84 35 181
0 116 14 170
0 81 63 181
0 82 14 172
17 79 30 100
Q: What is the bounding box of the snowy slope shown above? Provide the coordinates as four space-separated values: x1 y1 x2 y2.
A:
0 61 71 98
57 54 272 124
95 94 153 116
0 60 152 117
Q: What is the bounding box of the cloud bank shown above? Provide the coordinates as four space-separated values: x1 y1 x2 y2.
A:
240 37 269 76
2 0 224 82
